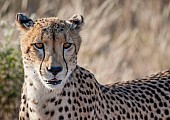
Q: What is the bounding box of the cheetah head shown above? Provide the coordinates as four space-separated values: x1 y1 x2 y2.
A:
16 13 83 89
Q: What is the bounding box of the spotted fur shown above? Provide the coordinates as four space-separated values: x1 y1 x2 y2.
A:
16 13 170 120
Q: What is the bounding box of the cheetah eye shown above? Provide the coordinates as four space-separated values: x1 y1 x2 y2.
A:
33 43 44 49
63 43 72 49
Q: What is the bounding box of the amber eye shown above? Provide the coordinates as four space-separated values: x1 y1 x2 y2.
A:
34 43 44 49
63 43 72 49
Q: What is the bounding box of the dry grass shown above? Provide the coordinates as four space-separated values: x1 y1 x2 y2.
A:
1 0 170 119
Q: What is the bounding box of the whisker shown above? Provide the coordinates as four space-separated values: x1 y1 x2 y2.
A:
66 24 72 34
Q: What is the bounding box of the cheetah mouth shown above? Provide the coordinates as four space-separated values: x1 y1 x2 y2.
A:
45 79 62 85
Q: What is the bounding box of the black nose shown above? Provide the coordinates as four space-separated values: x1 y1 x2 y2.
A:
47 66 63 75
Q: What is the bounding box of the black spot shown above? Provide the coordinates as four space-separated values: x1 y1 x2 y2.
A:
129 107 133 113
67 91 71 96
145 91 152 96
154 103 158 108
107 109 110 114
113 104 118 111
78 79 81 83
84 117 87 120
165 82 169 87
137 103 141 108
59 107 63 112
22 95 26 99
86 82 89 87
101 103 104 109
166 117 170 120
68 113 71 118
88 74 92 79
68 98 71 104
70 81 73 85
67 83 70 87
89 83 93 89
104 115 107 119
22 107 25 111
165 95 169 100
119 99 124 104
150 112 154 118
135 97 139 101
140 113 143 119
29 108 32 112
74 112 77 117
164 109 169 115
145 98 149 103
110 107 114 112
155 94 161 101
148 106 151 111
83 107 86 112
59 115 64 120
164 102 167 107
51 111 55 116
50 97 56 102
135 115 138 119
74 99 77 104
26 112 29 118
79 74 82 79
127 112 130 118
88 99 92 104
84 98 87 103
82 80 85 83
154 116 158 120
76 73 79 78
77 101 81 106
144 115 148 120
92 96 95 101
58 99 62 104
74 83 77 88
64 106 69 112
127 102 131 107
89 107 93 112
72 92 75 97
72 105 75 111
80 71 83 75
76 92 79 97
149 98 154 103
79 108 82 113
158 83 164 88
117 115 121 120
111 96 115 100
80 116 83 120
45 111 49 115
23 100 26 104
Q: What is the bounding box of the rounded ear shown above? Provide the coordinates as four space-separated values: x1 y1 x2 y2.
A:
15 13 34 32
68 14 84 29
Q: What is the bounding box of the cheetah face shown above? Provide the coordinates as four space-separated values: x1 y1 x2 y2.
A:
16 13 83 89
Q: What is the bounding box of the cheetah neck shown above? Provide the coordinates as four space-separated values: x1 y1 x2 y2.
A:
20 65 99 119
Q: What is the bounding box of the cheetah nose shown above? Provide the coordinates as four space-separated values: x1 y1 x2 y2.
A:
46 66 63 76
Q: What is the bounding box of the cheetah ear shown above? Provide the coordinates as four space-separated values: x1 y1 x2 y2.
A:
15 13 34 32
68 14 84 30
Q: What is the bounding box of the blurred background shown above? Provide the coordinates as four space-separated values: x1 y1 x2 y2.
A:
1 0 170 119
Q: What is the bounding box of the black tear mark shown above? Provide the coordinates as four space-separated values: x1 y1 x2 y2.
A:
39 48 45 76
62 43 77 76
63 46 68 76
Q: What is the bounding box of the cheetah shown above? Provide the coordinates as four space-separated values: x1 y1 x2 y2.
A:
16 13 170 120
